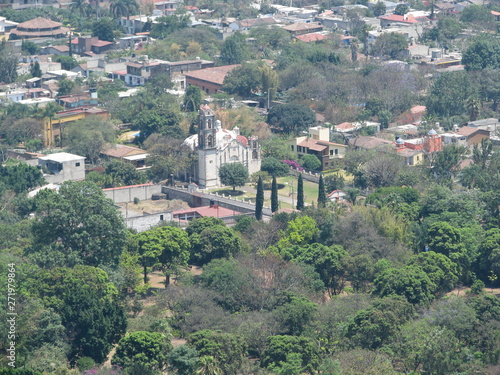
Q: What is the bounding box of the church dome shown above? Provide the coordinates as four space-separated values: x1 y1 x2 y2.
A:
428 129 437 136
396 138 405 145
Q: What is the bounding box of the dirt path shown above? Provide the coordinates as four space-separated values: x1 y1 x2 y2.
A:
447 287 500 297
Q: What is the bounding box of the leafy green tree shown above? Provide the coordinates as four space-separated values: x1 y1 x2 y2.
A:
135 226 190 285
219 33 247 65
394 4 409 15
476 228 500 286
438 17 463 40
167 345 199 375
57 76 75 96
317 174 327 208
30 61 42 77
346 297 414 349
112 331 172 370
186 217 225 236
347 254 375 292
277 216 319 249
195 356 222 375
462 35 500 71
426 71 478 117
430 144 467 186
65 116 116 164
300 154 321 171
271 175 279 212
267 104 316 134
190 226 242 265
187 330 246 375
372 32 408 59
53 55 78 70
255 176 264 220
408 251 460 294
0 41 18 83
222 63 260 97
373 1 386 16
104 160 146 187
460 4 495 24
0 163 44 193
183 85 203 112
218 163 249 191
29 181 127 268
373 266 436 305
273 295 317 336
283 243 349 295
261 157 289 177
261 136 296 160
92 17 116 42
69 0 92 19
377 109 392 129
30 265 127 363
150 13 190 39
296 174 304 210
260 335 320 374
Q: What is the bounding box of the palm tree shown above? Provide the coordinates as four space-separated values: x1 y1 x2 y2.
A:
69 0 91 18
195 356 222 375
110 0 139 21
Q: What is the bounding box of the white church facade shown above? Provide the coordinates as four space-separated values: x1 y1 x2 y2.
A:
183 104 262 188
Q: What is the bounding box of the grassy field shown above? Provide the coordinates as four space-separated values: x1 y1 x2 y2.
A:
277 176 318 204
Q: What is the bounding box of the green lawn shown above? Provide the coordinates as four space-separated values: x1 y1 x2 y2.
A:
277 176 318 204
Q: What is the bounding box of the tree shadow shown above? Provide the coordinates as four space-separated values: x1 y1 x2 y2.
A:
215 189 245 197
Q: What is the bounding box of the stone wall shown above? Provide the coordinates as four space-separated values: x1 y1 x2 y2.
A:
103 183 162 204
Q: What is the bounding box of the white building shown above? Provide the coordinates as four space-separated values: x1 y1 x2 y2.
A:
38 152 85 184
183 105 261 188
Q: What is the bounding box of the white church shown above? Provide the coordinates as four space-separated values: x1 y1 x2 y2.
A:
183 104 262 188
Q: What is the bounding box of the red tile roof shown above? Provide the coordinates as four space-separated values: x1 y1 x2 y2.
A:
184 65 240 86
298 138 327 152
491 10 500 16
379 14 419 23
17 17 62 29
101 144 147 158
296 33 330 42
456 126 482 137
92 40 114 47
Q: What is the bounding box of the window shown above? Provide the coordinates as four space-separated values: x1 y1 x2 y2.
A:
291 145 294 151
160 215 164 221
75 162 81 167
335 149 339 155
329 150 333 156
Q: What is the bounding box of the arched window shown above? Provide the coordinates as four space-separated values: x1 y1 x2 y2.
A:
207 134 214 147
207 119 212 129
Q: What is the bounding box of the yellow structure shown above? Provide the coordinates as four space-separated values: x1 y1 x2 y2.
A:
43 107 109 148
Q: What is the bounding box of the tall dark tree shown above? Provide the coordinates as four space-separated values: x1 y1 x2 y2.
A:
255 176 264 220
183 85 203 112
317 174 327 208
271 175 279 212
297 174 304 210
30 62 42 78
219 33 246 65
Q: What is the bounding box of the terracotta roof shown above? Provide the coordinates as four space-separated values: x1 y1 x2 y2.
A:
184 65 240 86
283 22 323 32
92 40 113 47
51 45 70 52
456 126 483 137
379 14 419 23
237 135 248 147
397 148 422 157
17 17 62 29
298 138 327 152
492 10 500 16
336 122 357 131
101 144 147 158
296 33 330 42
172 205 242 218
349 136 392 149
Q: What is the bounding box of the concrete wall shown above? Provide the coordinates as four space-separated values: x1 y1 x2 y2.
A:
163 186 256 214
103 183 162 204
125 211 173 232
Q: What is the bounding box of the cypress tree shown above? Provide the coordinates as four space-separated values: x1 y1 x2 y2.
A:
271 175 279 212
255 176 264 220
296 174 304 210
318 174 327 208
